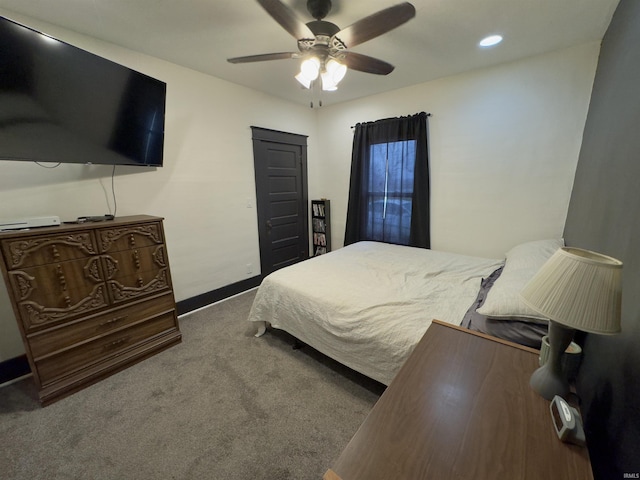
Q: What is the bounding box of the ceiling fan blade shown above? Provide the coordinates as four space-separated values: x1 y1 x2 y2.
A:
227 52 297 64
332 2 416 49
340 51 394 75
257 0 315 40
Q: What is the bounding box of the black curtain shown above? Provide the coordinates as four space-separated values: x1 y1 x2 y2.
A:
344 111 430 248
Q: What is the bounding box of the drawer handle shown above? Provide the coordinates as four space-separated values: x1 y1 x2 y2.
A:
99 315 127 328
56 264 68 292
132 250 141 270
103 337 129 351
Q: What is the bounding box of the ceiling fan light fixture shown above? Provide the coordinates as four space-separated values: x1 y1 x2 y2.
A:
295 72 312 89
321 58 347 90
229 0 417 100
321 76 338 91
326 59 347 83
300 57 321 80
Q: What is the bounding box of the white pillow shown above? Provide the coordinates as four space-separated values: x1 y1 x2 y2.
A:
476 239 565 323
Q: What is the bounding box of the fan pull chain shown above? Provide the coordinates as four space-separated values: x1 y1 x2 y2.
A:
309 79 325 109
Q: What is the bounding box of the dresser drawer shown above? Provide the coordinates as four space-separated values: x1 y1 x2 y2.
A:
10 257 108 332
35 310 178 386
96 222 164 254
28 293 176 358
1 231 97 269
104 245 172 303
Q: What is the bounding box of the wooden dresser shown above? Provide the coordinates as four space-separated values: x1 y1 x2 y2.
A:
0 215 181 405
325 320 593 480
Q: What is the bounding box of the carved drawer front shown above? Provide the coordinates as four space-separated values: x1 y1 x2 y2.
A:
1 232 97 269
35 310 178 386
103 245 171 304
28 293 176 359
97 223 163 254
10 257 108 332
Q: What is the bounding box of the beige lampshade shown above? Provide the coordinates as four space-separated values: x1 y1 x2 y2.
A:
520 247 622 334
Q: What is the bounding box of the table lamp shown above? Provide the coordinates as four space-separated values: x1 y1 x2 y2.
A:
519 247 622 401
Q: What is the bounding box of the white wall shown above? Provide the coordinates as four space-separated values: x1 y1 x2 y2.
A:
0 11 318 361
315 42 600 258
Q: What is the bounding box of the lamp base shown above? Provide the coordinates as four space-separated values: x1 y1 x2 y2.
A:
530 320 575 400
539 335 582 380
530 363 570 401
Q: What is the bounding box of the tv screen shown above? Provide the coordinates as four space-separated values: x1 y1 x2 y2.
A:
0 16 166 167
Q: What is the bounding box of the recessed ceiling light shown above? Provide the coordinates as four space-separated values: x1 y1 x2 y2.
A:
479 35 503 47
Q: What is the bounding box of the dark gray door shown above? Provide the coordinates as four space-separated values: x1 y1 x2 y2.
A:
252 127 309 276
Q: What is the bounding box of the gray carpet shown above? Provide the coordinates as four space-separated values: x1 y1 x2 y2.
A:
0 290 384 480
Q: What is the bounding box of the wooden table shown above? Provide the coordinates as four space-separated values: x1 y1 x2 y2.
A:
325 320 593 480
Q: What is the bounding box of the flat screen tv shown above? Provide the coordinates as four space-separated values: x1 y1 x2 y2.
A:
0 16 166 167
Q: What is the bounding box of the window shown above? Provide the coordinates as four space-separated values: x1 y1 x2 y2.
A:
366 140 416 245
345 112 430 248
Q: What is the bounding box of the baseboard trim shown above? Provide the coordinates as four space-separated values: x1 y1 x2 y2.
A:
176 275 262 316
0 354 31 386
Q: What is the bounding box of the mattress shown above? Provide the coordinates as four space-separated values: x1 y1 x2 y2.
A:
248 241 503 385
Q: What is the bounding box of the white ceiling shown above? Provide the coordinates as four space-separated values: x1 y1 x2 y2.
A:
0 0 620 108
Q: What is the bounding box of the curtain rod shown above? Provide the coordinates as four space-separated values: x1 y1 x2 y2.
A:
350 112 431 129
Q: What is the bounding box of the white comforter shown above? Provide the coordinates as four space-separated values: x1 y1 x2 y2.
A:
248 241 503 385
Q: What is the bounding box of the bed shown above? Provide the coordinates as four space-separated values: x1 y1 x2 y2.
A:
248 239 560 386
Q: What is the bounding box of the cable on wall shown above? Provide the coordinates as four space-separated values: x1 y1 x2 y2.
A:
110 164 118 217
34 161 61 168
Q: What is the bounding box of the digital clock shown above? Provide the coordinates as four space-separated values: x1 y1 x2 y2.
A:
550 395 586 446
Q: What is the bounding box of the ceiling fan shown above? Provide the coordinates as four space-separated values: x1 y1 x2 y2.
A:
227 0 416 91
